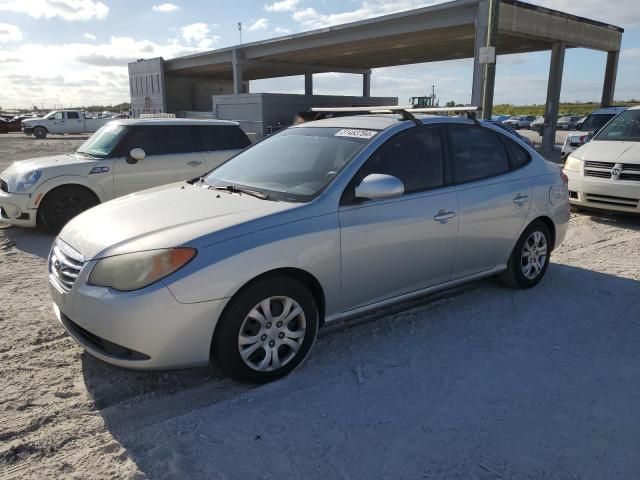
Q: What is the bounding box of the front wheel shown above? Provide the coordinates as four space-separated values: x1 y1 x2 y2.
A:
33 126 47 139
213 276 319 383
38 186 99 233
500 220 551 289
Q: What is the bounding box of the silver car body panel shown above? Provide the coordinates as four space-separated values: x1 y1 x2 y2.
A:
51 114 569 369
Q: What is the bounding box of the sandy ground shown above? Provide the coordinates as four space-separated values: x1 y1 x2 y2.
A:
1 131 639 479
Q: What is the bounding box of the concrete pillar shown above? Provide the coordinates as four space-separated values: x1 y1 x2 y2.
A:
601 50 619 107
481 0 499 119
305 73 313 95
232 49 244 94
363 72 371 97
541 42 566 153
471 0 489 108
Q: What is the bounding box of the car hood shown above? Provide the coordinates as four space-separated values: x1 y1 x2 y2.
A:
59 182 301 260
1 154 94 177
572 141 639 163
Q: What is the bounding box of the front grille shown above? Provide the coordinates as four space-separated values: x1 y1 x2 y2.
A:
585 161 614 169
585 193 639 208
585 170 611 179
569 190 578 199
623 164 640 172
0 178 8 193
620 173 640 182
49 240 84 292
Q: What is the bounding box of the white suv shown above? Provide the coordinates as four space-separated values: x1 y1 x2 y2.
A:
0 118 250 231
563 105 640 213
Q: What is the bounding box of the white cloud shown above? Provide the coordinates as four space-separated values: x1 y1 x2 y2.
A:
0 23 23 43
83 32 96 41
152 3 180 12
273 26 291 35
529 0 640 29
0 0 109 21
180 23 220 49
264 0 299 12
622 48 640 60
247 18 269 32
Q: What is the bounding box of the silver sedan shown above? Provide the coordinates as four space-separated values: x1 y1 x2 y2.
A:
48 114 569 383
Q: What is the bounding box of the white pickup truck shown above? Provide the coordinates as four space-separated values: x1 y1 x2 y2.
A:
22 110 113 139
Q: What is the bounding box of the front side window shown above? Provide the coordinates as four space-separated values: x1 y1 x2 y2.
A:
120 126 166 156
204 127 374 201
594 110 640 142
53 112 64 120
164 126 197 154
448 125 510 184
355 127 444 194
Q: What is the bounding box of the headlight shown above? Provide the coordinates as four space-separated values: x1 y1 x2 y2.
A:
563 156 582 172
15 169 41 191
88 248 197 291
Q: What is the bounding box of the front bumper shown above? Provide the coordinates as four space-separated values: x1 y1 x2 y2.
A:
564 169 640 213
22 127 34 135
50 264 229 369
0 189 37 227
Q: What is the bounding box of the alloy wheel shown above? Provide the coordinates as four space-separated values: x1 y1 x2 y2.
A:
237 296 307 372
521 231 548 280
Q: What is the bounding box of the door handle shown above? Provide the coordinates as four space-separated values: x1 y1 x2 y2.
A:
187 160 203 166
513 194 529 205
433 210 456 224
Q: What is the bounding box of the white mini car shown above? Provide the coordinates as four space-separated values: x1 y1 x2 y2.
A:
0 119 250 231
564 105 640 213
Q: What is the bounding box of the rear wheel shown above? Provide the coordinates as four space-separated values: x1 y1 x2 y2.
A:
33 127 47 139
213 276 319 383
38 186 99 233
500 220 551 289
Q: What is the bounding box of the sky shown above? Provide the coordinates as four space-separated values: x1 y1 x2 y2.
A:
0 0 638 110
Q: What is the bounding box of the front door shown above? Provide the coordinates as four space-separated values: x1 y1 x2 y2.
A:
113 125 208 197
339 126 459 312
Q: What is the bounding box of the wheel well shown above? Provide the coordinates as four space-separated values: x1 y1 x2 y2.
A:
532 216 556 251
36 184 100 225
33 125 48 132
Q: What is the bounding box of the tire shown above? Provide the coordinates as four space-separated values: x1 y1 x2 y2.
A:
213 275 319 384
500 220 552 289
38 186 100 233
33 127 47 139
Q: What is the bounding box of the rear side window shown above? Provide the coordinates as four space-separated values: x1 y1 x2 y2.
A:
67 112 80 120
447 125 510 184
501 134 531 169
199 125 250 151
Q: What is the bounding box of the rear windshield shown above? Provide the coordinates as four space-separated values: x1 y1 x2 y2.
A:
204 126 376 202
594 110 640 142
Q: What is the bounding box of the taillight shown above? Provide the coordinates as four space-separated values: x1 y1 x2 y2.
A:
579 135 589 143
560 172 569 184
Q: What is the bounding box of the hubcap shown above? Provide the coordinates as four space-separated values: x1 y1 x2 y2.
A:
237 296 306 372
521 231 547 280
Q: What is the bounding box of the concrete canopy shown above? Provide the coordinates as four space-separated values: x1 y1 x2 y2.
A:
164 0 623 82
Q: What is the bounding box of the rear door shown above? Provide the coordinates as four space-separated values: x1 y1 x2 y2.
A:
113 125 208 197
339 126 459 311
197 125 251 172
64 112 84 133
447 124 533 279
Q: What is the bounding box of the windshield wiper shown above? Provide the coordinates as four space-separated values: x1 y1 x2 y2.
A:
212 184 270 200
72 151 98 159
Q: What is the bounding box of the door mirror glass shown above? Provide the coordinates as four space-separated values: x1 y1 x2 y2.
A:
128 147 146 164
355 174 404 200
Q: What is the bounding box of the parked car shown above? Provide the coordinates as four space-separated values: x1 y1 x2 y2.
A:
47 113 569 383
0 119 250 231
0 115 31 133
530 116 545 135
563 105 640 213
491 115 510 123
561 106 627 158
557 115 581 130
484 119 535 148
22 110 114 138
504 115 536 129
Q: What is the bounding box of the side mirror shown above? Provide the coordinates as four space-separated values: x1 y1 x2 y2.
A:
355 174 404 200
127 148 146 164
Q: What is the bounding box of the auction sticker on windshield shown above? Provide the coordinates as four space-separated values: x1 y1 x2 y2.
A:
335 129 377 139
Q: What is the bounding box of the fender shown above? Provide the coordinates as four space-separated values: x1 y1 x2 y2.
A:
29 175 113 210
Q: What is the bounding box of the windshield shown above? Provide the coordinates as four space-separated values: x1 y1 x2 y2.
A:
43 112 55 119
76 122 128 157
594 109 640 142
204 126 376 201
